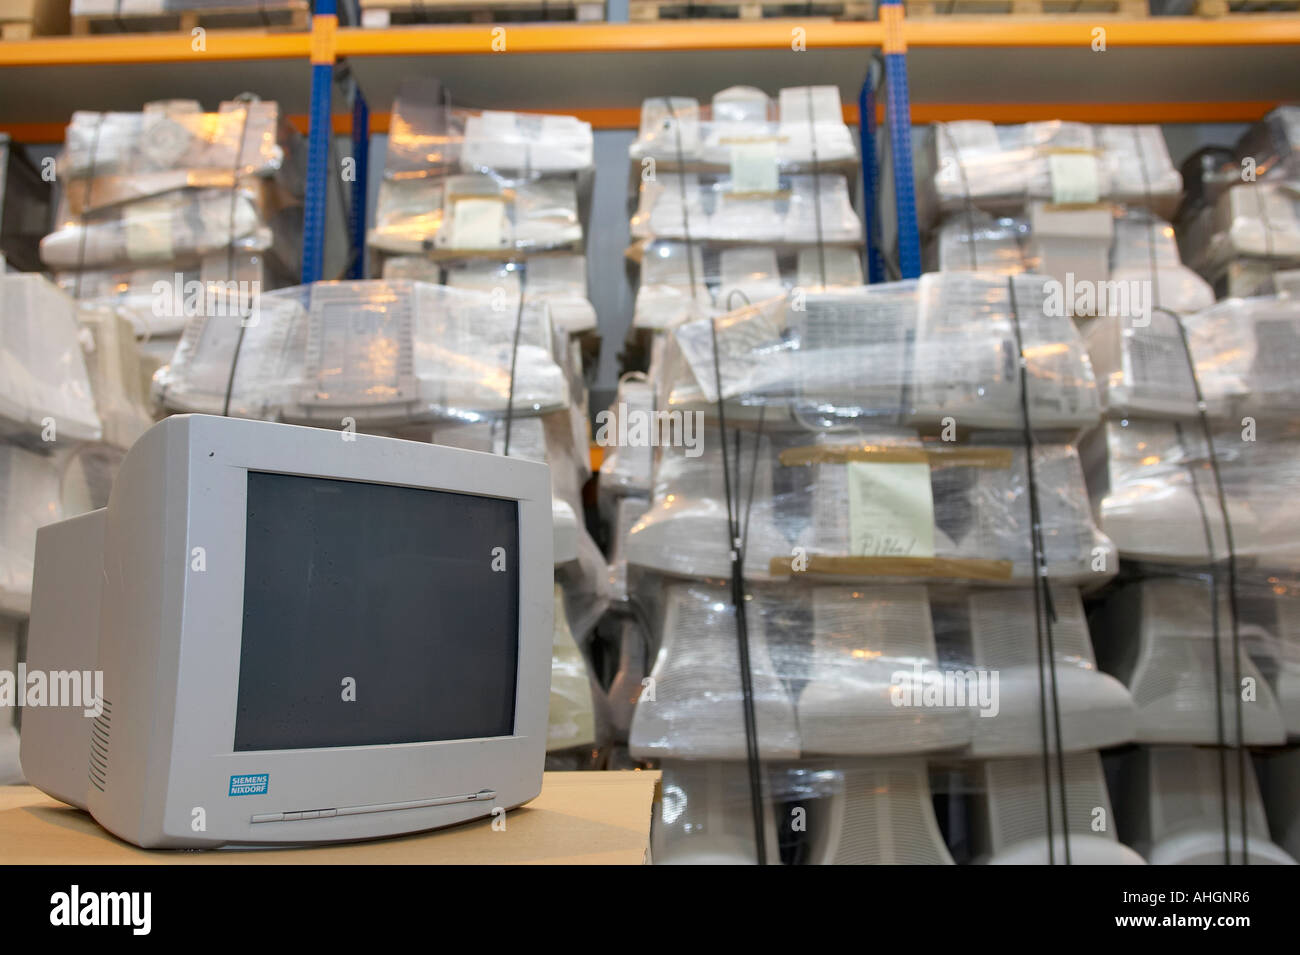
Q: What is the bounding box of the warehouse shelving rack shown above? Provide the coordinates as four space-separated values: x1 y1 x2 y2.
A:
0 13 1297 280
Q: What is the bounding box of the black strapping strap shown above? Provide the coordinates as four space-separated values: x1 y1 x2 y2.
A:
221 103 257 418
661 97 767 862
805 87 827 289
1131 122 1249 864
502 264 528 457
1006 276 1071 865
1162 305 1251 865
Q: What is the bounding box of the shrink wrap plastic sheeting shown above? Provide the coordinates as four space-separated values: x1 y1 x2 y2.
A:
153 280 570 425
371 85 592 256
931 207 1214 317
920 121 1181 222
656 272 1100 432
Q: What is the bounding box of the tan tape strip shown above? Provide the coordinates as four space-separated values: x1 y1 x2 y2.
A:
778 445 1014 469
769 555 1015 581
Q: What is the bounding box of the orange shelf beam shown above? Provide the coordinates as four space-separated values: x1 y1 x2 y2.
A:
1 17 1297 68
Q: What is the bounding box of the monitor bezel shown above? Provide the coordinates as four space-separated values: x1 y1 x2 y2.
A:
93 415 552 846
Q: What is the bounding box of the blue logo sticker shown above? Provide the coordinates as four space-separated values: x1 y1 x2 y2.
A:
229 773 269 796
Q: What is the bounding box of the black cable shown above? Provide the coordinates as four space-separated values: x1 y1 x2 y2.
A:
1173 421 1234 865
1006 276 1071 865
1162 304 1250 865
805 87 827 288
502 264 528 457
660 98 700 298
221 103 256 418
708 310 768 865
661 95 767 861
1133 122 1247 864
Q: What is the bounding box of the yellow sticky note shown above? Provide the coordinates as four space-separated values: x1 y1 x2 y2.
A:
846 461 935 558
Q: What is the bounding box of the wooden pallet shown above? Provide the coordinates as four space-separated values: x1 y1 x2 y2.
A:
1186 0 1300 13
906 0 1146 15
0 0 69 39
71 0 308 35
359 0 604 26
628 0 873 19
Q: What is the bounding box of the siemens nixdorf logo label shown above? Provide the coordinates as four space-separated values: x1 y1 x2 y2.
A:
229 774 269 796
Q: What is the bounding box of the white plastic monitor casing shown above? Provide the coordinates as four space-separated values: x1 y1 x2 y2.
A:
805 759 956 865
1118 746 1296 866
20 414 553 849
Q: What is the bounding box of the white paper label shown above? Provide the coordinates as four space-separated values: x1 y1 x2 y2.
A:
846 461 935 559
123 198 175 261
451 198 507 249
1048 153 1101 205
730 142 779 194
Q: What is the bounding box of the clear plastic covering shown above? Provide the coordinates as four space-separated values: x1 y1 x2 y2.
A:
386 80 593 178
369 173 583 256
76 305 154 452
607 496 649 605
630 171 861 246
549 583 596 753
381 254 596 335
41 188 273 271
971 750 1145 864
153 280 570 424
627 575 1133 764
921 121 1181 222
1083 293 1300 421
633 241 864 331
55 250 291 339
1113 746 1295 865
931 207 1215 318
596 374 655 519
1091 577 1288 747
651 757 955 865
59 99 293 185
657 273 1100 432
627 426 1113 586
628 86 857 170
0 444 61 618
1180 181 1300 291
1233 104 1300 185
1081 417 1300 570
372 81 591 258
0 274 102 445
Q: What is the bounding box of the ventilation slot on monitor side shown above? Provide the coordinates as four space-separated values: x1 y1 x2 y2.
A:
88 699 111 792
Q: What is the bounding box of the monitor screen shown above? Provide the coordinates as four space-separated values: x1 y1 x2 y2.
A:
234 471 520 751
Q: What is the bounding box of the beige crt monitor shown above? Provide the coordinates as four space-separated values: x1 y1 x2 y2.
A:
21 414 553 849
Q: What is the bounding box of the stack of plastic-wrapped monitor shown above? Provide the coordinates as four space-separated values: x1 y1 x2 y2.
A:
1179 106 1300 299
1080 287 1300 865
153 82 608 767
918 119 1213 319
619 251 1154 863
601 84 868 777
0 271 154 785
41 97 345 393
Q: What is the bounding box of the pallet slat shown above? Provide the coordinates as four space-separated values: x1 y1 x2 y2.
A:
906 0 1146 15
70 0 308 35
358 0 605 25
629 0 872 19
0 0 70 38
